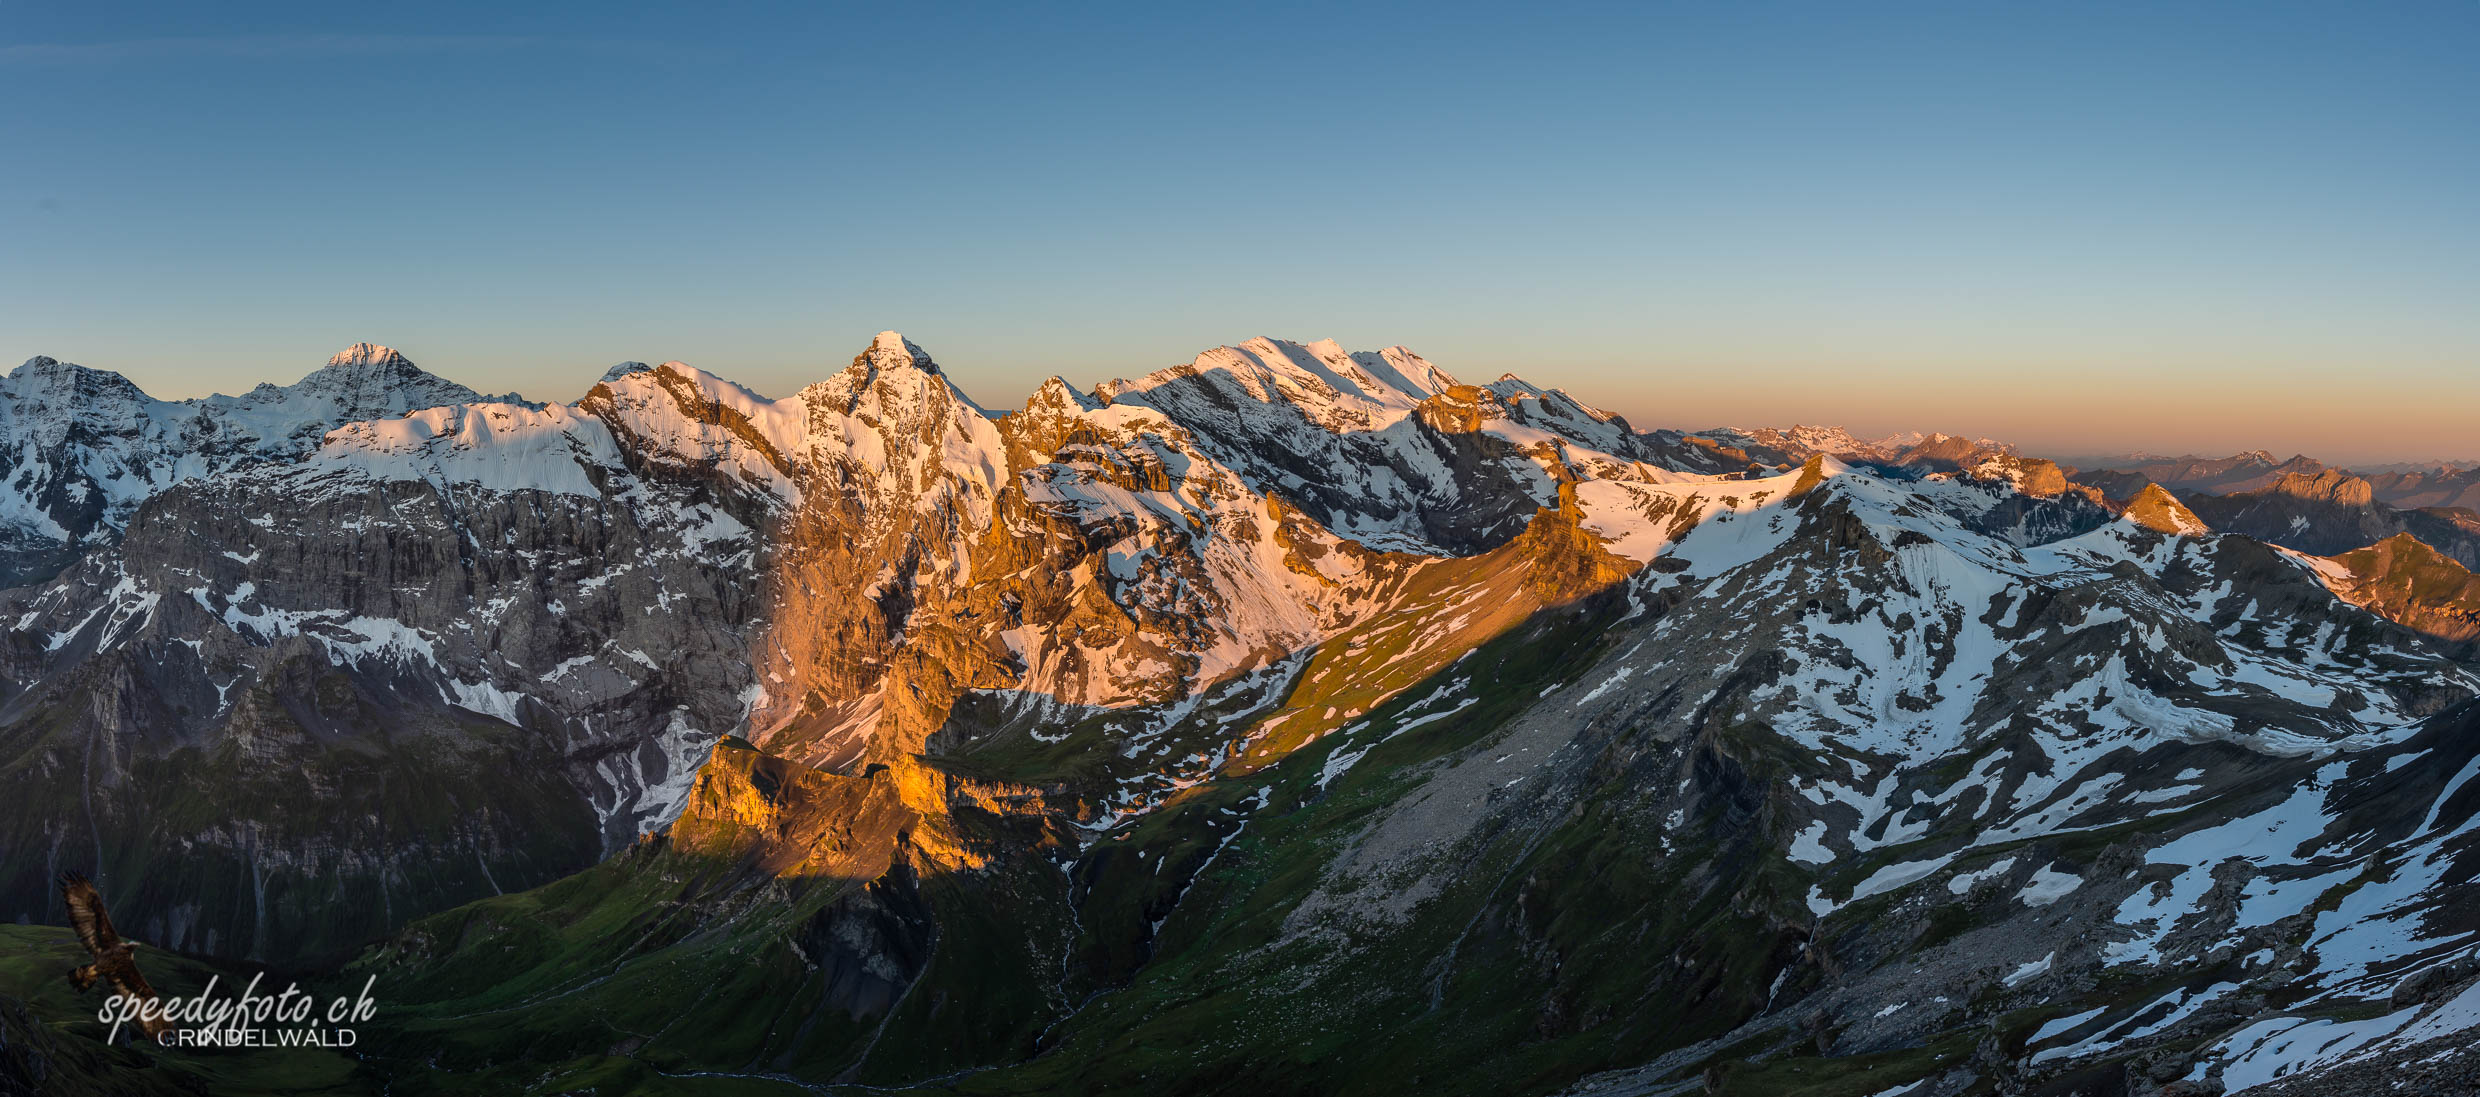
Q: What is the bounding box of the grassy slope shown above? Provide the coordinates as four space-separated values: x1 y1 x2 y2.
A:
0 925 361 1097
933 591 1818 1097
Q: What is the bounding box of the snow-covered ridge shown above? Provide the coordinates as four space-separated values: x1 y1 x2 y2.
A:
0 346 506 571
1079 336 1687 554
295 402 623 497
0 332 2036 582
286 331 1664 563
1096 337 1457 430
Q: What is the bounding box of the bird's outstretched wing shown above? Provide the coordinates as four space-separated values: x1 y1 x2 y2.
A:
103 957 167 1036
57 870 166 1038
58 870 121 958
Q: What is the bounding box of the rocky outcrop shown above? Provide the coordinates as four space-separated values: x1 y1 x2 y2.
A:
2266 467 2376 507
2123 482 2208 534
667 739 915 880
2318 533 2480 652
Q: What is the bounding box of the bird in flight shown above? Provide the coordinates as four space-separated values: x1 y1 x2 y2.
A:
58 869 169 1040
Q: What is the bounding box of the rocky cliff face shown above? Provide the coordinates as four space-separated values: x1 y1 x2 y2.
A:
2265 468 2376 507
0 410 757 959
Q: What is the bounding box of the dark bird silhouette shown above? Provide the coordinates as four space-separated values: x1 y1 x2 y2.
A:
57 869 168 1040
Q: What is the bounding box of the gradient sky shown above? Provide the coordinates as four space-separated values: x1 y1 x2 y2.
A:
4 2 2475 464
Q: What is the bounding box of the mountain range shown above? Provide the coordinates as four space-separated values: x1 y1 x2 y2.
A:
3 335 2478 1097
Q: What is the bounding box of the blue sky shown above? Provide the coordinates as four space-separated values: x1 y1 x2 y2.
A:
4 2 2475 462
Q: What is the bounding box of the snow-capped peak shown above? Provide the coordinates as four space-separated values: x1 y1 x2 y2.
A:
600 361 653 383
277 343 496 422
801 332 987 421
327 342 415 370
862 331 938 374
5 354 150 397
7 352 138 387
1028 375 1103 414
